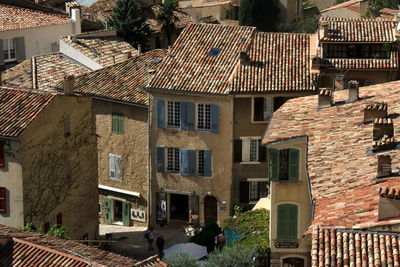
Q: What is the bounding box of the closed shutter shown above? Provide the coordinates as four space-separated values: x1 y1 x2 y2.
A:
156 147 165 172
180 149 189 175
268 148 279 181
115 156 121 180
0 40 4 65
259 141 267 162
0 141 4 168
203 150 212 177
188 150 196 176
287 204 298 239
15 37 25 62
112 114 124 134
186 102 195 131
122 201 131 226
264 97 274 121
234 140 242 162
242 139 250 162
277 205 286 239
103 198 112 223
109 154 115 179
180 102 188 130
288 149 299 181
211 104 219 133
157 99 165 128
119 115 124 133
239 181 249 203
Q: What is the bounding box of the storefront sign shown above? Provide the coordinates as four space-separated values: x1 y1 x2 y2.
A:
275 241 299 249
131 208 146 222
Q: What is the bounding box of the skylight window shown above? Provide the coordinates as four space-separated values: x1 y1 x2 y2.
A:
207 48 221 57
151 57 162 62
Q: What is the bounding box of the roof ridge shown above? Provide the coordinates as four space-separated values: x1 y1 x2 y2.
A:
0 3 69 18
0 86 57 95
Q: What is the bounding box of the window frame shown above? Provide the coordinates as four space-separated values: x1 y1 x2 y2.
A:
247 178 268 203
240 137 262 164
108 153 122 181
3 38 16 63
196 103 211 131
166 147 180 173
251 97 274 124
268 147 300 182
166 101 181 128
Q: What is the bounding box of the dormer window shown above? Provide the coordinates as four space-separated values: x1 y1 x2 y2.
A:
325 44 391 59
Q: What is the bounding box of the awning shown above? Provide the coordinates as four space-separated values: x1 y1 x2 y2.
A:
98 184 140 198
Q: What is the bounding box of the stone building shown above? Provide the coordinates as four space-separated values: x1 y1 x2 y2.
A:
0 87 98 240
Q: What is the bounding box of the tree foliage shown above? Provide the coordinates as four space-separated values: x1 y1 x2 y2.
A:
239 0 278 32
107 0 152 49
278 14 320 34
206 245 257 267
156 0 180 46
190 223 222 252
369 0 400 16
164 252 198 267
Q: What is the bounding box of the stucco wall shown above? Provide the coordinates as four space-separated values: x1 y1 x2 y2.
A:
182 3 234 21
321 8 360 18
0 139 24 227
94 99 148 226
149 93 233 226
20 95 98 240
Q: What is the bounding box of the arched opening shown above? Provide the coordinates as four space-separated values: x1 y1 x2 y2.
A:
283 257 305 267
204 195 217 225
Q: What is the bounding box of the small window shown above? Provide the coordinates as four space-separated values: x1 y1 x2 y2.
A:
268 148 299 181
242 139 260 162
197 104 211 130
3 38 16 62
198 150 205 176
112 113 124 134
277 203 298 240
0 187 6 214
166 148 180 172
0 141 4 169
167 101 181 128
253 97 273 122
109 153 122 181
249 181 267 202
207 48 221 57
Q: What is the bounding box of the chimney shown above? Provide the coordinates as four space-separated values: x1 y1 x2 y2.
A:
347 80 359 102
239 51 249 64
364 102 387 123
138 45 142 55
64 75 75 96
373 117 393 140
124 51 132 60
320 21 330 40
318 89 333 109
377 155 392 178
70 7 82 34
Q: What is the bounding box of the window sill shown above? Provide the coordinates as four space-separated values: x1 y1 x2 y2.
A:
109 178 122 182
240 161 261 165
274 180 301 184
251 121 269 124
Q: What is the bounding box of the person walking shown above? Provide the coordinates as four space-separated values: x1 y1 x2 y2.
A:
145 227 156 251
156 235 165 258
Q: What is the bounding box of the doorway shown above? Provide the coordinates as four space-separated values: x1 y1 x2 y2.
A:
170 193 189 221
113 200 123 222
204 195 217 225
283 257 305 267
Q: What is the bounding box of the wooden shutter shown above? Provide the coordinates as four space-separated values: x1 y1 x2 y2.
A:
15 37 25 62
277 204 287 239
157 99 165 129
211 104 219 133
180 149 189 175
180 102 188 130
239 181 249 203
115 156 121 180
259 142 267 162
242 139 250 162
0 39 4 65
108 154 115 178
234 140 242 163
0 187 6 214
264 97 274 121
122 201 131 226
0 141 4 168
119 115 124 134
268 148 279 181
186 102 195 131
203 150 212 177
188 150 196 176
112 114 118 133
287 204 298 239
156 147 165 172
288 149 299 181
103 198 112 223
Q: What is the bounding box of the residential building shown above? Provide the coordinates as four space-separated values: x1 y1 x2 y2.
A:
179 0 239 24
0 3 82 69
380 8 400 20
0 87 98 240
263 81 400 266
146 23 318 226
320 0 368 18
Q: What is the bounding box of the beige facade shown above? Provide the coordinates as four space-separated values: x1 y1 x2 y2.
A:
278 0 303 23
181 2 238 22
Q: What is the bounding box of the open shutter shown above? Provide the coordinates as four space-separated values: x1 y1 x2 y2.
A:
0 40 4 65
180 102 188 130
211 104 219 133
268 148 279 181
115 156 121 180
15 37 25 62
187 102 195 131
108 154 115 179
239 181 249 203
264 97 274 121
288 149 299 181
259 142 267 162
188 150 196 176
156 147 165 172
103 198 112 223
157 99 165 128
287 204 298 240
277 205 287 239
242 139 250 162
234 140 242 163
203 150 212 177
0 141 4 168
180 149 189 175
122 201 131 226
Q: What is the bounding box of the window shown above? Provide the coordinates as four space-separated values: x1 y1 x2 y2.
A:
3 38 16 62
109 153 122 181
198 150 205 176
249 181 267 202
167 147 180 172
325 44 391 59
167 101 181 128
277 204 298 240
207 48 221 56
0 187 6 214
197 104 211 130
112 113 124 134
242 138 260 162
0 141 4 168
252 97 273 122
268 148 299 181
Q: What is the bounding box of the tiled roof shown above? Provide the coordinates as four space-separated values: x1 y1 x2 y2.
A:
0 224 138 266
143 7 196 33
263 81 400 229
312 228 400 267
54 50 167 105
320 53 399 69
319 17 396 42
61 37 139 67
0 87 55 137
380 8 400 16
2 53 90 89
232 32 316 93
321 0 363 13
0 4 72 32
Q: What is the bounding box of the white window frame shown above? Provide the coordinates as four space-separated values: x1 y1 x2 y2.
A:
196 103 211 131
240 136 261 163
166 147 180 172
247 178 268 204
166 101 181 128
3 38 16 62
251 97 274 124
109 153 122 181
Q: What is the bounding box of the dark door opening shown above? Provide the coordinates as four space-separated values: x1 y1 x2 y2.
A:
283 257 305 267
204 195 217 225
170 193 189 221
113 200 123 222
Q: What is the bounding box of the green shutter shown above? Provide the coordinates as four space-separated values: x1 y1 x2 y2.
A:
287 204 298 240
103 198 112 223
277 205 287 239
119 115 124 134
122 201 131 226
268 148 279 181
288 149 299 181
112 114 124 134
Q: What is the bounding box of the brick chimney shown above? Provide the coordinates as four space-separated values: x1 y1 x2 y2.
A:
347 80 359 103
373 117 394 140
320 21 330 40
64 75 75 96
364 102 387 123
318 89 333 109
377 155 392 178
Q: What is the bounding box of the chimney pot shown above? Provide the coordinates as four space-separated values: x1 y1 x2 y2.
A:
364 102 388 123
64 75 75 96
318 88 333 109
347 80 359 102
377 155 392 178
138 45 142 55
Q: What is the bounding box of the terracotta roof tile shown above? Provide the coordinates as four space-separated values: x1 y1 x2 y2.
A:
0 4 72 32
319 17 396 42
321 0 363 13
0 87 55 137
380 8 400 16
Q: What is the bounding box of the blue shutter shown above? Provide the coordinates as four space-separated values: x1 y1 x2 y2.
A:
180 149 189 175
187 102 195 131
188 150 196 176
156 147 165 172
180 102 188 130
203 150 212 177
157 99 165 129
211 104 219 133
